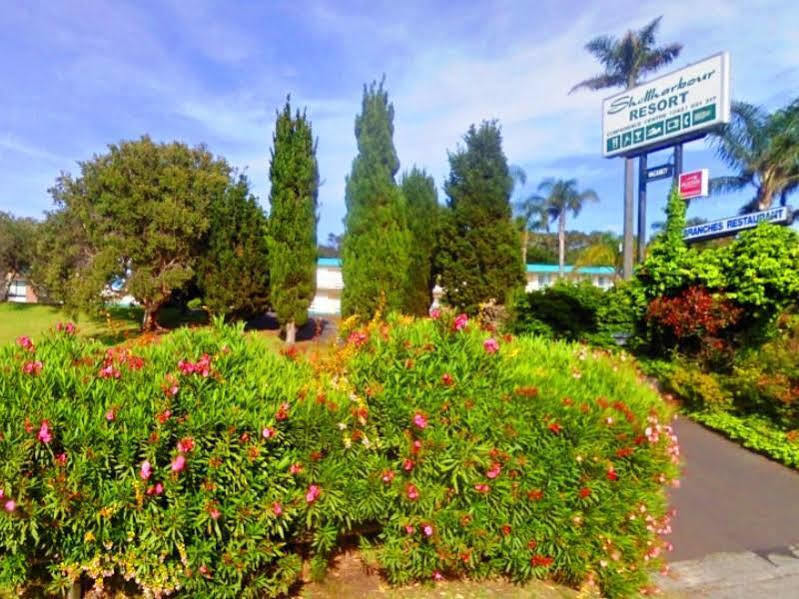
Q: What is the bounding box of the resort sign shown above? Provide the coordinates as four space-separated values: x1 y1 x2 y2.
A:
683 206 793 242
602 52 731 158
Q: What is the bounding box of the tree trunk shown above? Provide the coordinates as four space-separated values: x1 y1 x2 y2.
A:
558 212 565 278
69 580 81 599
522 228 529 265
141 303 163 332
285 320 297 345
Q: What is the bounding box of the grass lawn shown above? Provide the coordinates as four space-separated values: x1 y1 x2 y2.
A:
0 302 142 346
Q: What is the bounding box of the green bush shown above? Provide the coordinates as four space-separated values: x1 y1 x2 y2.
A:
508 281 604 341
1 316 680 598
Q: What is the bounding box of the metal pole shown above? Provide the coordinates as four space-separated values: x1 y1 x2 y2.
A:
673 143 683 186
637 154 647 263
622 157 634 279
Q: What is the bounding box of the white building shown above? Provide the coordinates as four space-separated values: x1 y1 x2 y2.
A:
310 259 616 315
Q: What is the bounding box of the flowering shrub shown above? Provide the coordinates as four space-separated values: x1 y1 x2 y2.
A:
337 311 680 597
0 315 680 598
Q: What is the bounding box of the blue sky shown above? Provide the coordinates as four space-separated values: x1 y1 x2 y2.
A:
1 0 797 242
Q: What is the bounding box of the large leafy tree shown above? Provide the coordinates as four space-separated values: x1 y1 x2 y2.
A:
571 16 682 278
709 99 799 213
536 179 599 275
195 173 270 319
341 79 411 318
437 121 525 313
40 136 231 330
267 99 319 344
0 212 38 300
401 167 439 315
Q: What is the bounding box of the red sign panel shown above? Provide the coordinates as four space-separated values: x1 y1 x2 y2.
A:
679 169 709 199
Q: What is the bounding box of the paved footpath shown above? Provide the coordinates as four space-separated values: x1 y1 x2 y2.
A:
656 417 799 597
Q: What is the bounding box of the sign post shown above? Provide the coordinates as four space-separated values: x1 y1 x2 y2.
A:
602 52 731 275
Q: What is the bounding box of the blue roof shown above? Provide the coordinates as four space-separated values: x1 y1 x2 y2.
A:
317 258 613 275
526 263 615 275
317 257 341 267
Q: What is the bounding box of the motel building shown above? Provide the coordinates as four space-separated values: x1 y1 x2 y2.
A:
310 258 615 316
3 274 39 303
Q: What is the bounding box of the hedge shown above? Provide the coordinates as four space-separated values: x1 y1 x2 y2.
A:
0 314 680 598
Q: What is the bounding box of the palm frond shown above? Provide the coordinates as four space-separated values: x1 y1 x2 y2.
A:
569 73 625 94
641 43 683 75
584 36 615 61
638 16 663 46
709 175 752 195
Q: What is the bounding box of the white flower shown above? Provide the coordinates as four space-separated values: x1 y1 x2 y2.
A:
337 422 347 430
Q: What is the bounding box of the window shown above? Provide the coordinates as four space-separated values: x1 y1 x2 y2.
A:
598 276 606 287
8 280 26 299
538 275 546 287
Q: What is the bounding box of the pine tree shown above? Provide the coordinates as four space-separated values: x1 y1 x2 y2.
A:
401 167 439 315
196 173 270 319
437 121 525 313
341 79 411 318
268 98 319 344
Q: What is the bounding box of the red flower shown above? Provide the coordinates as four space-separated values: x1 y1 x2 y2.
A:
441 373 454 386
412 412 428 429
262 427 276 439
381 469 395 483
22 360 43 376
347 330 369 347
453 313 468 331
483 338 499 354
616 447 634 458
55 452 68 466
527 489 543 501
548 422 562 434
501 524 512 536
272 501 283 516
157 409 172 424
306 484 321 503
527 539 538 550
406 483 420 501
411 439 422 454
16 335 35 351
531 555 554 568
146 482 164 496
579 486 591 498
403 459 414 472
607 468 619 481
474 483 491 494
486 462 502 479
276 403 290 421
177 437 195 453
289 463 303 475
37 420 52 444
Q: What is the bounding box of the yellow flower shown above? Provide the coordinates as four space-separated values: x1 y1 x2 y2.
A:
84 531 95 543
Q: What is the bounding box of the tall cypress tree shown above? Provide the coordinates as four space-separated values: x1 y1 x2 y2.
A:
437 121 525 313
268 98 319 344
401 167 439 315
341 79 411 318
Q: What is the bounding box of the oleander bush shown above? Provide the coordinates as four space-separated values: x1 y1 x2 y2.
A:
0 314 681 598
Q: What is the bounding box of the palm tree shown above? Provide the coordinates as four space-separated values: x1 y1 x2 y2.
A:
509 165 551 264
570 16 682 278
537 179 599 276
708 99 799 213
574 232 622 275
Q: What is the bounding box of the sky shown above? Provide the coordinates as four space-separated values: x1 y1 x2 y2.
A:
1 0 798 243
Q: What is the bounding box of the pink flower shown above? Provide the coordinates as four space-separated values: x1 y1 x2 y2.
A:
98 364 121 379
272 501 283 516
16 335 34 351
405 524 414 535
483 338 499 354
474 483 490 494
423 524 433 537
0 489 3 499
146 482 164 496
4 500 16 513
140 460 152 481
347 330 369 347
441 373 454 386
276 403 290 421
262 427 276 439
37 420 52 444
209 508 221 520
23 360 43 375
429 307 441 319
412 412 427 429
486 462 501 479
157 409 172 424
171 454 186 473
453 313 468 332
105 409 116 422
406 484 420 501
403 459 414 472
411 440 422 454
177 437 195 453
432 571 444 581
55 452 68 466
382 470 395 483
306 484 321 503
289 463 302 475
